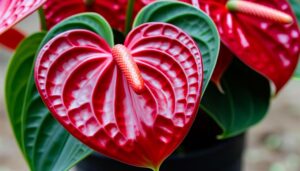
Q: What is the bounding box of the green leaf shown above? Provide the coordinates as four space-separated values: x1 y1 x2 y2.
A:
200 60 271 139
5 32 92 171
5 32 46 153
21 12 115 171
289 0 300 22
125 0 136 34
133 1 220 92
22 77 92 171
289 0 300 79
295 62 300 78
40 12 114 48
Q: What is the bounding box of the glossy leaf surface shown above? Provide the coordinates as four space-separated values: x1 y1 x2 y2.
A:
5 32 92 171
5 33 45 151
295 63 300 78
34 22 203 169
185 0 300 92
0 28 25 50
201 60 271 139
0 0 46 34
133 1 220 92
290 0 300 20
22 77 92 171
42 0 152 31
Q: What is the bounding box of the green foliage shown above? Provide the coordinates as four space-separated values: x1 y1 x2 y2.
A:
133 1 220 92
6 32 92 171
5 32 46 152
22 76 92 171
289 0 300 21
39 12 114 48
201 60 271 139
295 63 300 79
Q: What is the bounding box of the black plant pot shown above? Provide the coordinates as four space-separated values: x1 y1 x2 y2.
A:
76 112 246 171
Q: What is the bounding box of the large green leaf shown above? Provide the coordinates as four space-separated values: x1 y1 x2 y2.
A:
133 1 220 92
200 60 271 139
5 32 92 171
5 33 46 153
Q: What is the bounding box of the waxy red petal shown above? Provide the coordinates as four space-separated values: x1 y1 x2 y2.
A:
34 23 203 169
0 0 46 34
184 0 300 92
43 0 154 31
43 0 86 29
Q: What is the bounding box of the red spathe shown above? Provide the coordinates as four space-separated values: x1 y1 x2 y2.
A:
184 0 300 92
34 22 203 169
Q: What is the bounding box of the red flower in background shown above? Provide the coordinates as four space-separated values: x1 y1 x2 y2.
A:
0 0 46 34
184 0 300 92
43 0 154 31
0 0 46 50
1 0 299 92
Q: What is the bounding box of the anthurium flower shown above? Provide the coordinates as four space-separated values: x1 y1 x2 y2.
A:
183 0 300 92
34 22 203 170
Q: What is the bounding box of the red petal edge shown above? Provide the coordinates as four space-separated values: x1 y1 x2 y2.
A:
0 0 46 34
34 22 203 169
211 44 234 92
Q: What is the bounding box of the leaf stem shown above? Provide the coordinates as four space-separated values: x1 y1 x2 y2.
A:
125 0 135 35
38 8 47 31
85 0 95 7
153 167 160 171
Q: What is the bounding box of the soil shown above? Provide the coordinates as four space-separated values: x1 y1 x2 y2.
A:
0 13 300 171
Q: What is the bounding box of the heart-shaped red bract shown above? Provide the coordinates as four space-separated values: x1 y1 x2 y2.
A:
0 0 46 34
43 0 152 31
184 0 300 92
34 22 203 169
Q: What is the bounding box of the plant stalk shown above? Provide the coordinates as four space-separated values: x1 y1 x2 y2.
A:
226 0 293 24
38 8 47 31
125 0 135 35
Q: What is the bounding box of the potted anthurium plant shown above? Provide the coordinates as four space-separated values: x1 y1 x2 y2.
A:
1 0 300 171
